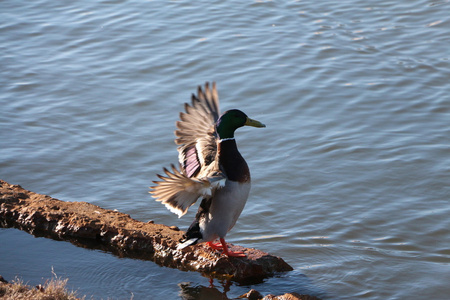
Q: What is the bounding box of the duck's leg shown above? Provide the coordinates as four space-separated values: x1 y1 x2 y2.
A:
219 238 246 257
206 241 223 250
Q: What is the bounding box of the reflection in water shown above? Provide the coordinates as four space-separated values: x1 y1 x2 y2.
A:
178 272 326 300
178 279 232 300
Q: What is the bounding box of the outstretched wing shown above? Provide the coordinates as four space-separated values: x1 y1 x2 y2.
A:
150 164 225 217
175 82 220 178
151 82 223 217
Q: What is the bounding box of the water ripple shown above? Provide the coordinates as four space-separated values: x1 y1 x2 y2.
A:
1 0 449 299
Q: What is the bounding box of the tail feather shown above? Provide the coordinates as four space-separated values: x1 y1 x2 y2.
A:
176 238 200 250
177 219 203 250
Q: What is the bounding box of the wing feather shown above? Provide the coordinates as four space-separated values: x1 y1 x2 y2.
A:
176 82 220 178
151 82 223 216
150 164 224 217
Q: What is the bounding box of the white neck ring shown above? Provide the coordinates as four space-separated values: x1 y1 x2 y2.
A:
218 137 235 143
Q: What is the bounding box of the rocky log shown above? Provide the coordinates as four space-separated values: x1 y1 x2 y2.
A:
0 179 293 283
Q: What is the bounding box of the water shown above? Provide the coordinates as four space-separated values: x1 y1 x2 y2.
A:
1 0 449 299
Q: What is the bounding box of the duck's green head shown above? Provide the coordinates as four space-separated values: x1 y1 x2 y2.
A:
215 109 265 139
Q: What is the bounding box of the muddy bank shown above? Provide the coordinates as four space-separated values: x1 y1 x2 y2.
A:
0 179 293 284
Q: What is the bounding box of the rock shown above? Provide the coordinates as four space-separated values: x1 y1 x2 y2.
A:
239 290 322 300
0 179 293 283
239 289 263 299
169 225 180 231
262 293 321 300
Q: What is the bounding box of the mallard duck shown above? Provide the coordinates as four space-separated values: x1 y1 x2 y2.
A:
150 82 265 257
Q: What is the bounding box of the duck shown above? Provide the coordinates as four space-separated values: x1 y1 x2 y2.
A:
150 82 265 257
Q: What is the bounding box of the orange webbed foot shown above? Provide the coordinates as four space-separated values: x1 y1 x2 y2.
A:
220 238 246 257
207 241 224 250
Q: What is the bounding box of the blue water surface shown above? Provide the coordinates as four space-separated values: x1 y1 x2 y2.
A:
1 1 449 299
